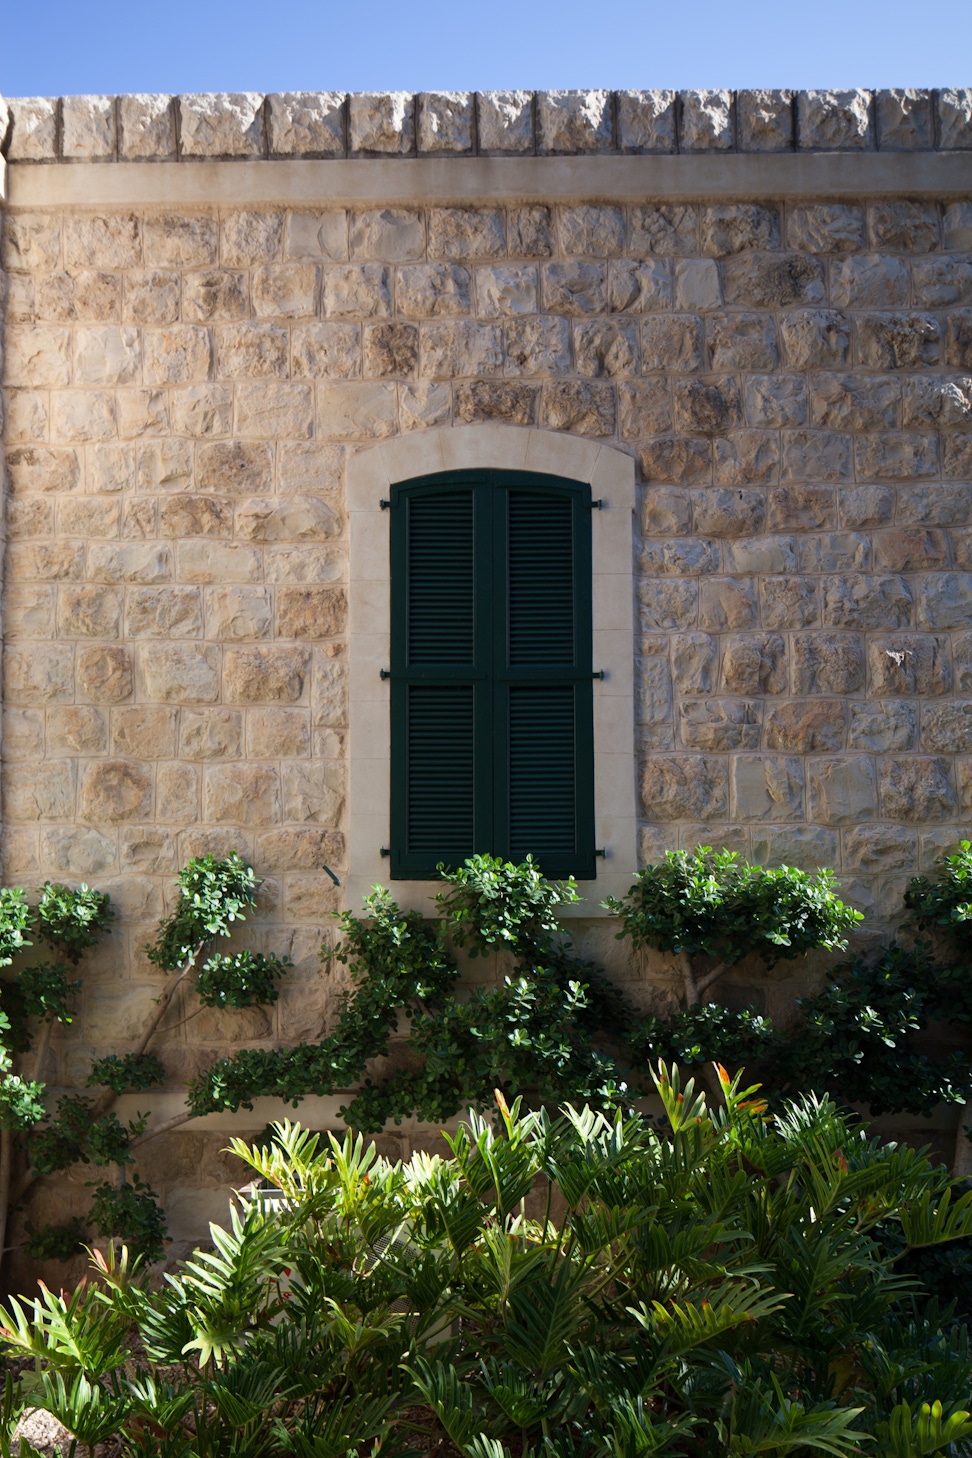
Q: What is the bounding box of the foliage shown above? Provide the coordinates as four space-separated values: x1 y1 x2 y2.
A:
87 1053 168 1094
436 851 580 956
196 950 287 1009
5 1083 972 1458
147 854 260 971
904 840 972 952
24 1219 86 1262
36 882 114 965
87 1176 168 1263
606 846 862 969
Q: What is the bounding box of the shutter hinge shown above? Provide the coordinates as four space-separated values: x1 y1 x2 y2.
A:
592 670 605 680
590 499 603 509
595 848 608 858
380 847 391 857
380 498 391 509
380 668 392 679
321 863 341 886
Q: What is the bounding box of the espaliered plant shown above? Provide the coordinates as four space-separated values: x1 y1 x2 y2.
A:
0 854 289 1268
5 1077 972 1458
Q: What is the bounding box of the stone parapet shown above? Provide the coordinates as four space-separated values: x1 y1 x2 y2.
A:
2 89 971 164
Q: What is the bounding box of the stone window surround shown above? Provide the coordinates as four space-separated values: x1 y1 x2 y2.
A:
347 424 636 919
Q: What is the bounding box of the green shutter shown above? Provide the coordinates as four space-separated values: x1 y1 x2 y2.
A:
390 469 595 881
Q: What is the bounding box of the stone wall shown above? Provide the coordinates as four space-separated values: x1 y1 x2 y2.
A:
1 98 972 1265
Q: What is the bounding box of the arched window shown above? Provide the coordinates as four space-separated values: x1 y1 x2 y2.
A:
388 468 595 880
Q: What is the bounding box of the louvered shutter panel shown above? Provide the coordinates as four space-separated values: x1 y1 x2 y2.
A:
389 469 595 880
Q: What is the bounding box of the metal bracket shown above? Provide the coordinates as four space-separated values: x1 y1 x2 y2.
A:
590 499 604 509
380 847 391 857
380 669 392 679
380 499 391 510
321 863 341 886
594 848 608 858
592 670 605 680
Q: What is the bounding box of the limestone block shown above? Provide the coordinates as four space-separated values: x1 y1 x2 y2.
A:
679 90 733 151
265 546 343 584
3 710 45 761
400 382 452 430
806 756 877 824
35 269 121 323
123 499 158 538
156 762 199 822
223 647 310 704
509 205 554 256
361 323 416 377
179 93 265 156
698 577 758 631
541 380 615 436
267 92 344 155
680 699 760 751
721 633 786 694
178 709 244 760
753 826 839 871
138 644 220 703
701 204 780 258
397 263 470 317
639 439 712 485
715 431 779 490
221 211 283 266
744 375 807 429
608 259 671 314
182 275 248 327
322 263 391 318
417 92 473 154
49 389 117 443
636 656 673 726
58 584 121 638
294 320 363 378
574 319 638 377
348 92 414 154
810 372 899 430
843 824 916 873
78 760 152 823
639 578 697 629
671 632 717 694
61 94 115 159
897 480 972 518
87 543 172 583
792 633 865 694
41 827 116 876
117 827 177 874
124 271 180 325
855 432 938 480
136 440 191 493
348 209 423 262
6 96 57 159
560 205 624 257
902 376 972 430
477 91 534 152
64 215 142 271
236 382 314 438
8 498 53 539
142 214 218 268
420 322 502 378
788 206 865 254
797 89 872 149
640 755 727 821
201 587 271 642
428 208 505 261
476 266 538 318
641 315 702 373
536 90 612 153
177 540 262 584
831 254 911 309
158 496 230 541
674 259 721 310
4 326 72 388
73 325 140 386
856 312 940 369
673 377 743 434
88 444 135 493
765 700 845 752
505 317 571 375
3 584 57 639
922 702 972 754
723 253 825 308
869 634 952 695
779 310 850 369
938 89 972 149
47 706 107 754
875 530 949 572
284 873 341 921
287 212 348 261
617 90 676 153
116 93 176 159
76 645 133 702
869 200 938 252
870 88 933 151
251 264 319 319
942 205 972 253
275 587 347 639
693 488 764 538
282 761 344 824
240 497 341 544
630 204 698 255
455 381 539 425
781 429 851 482
731 755 804 822
823 574 913 629
619 381 671 438
847 701 917 752
314 381 395 438
112 707 177 758
945 434 972 479
247 710 310 759
8 541 84 581
2 214 61 272
879 757 956 822
215 323 288 379
204 764 281 826
641 538 719 577
142 325 212 385
913 257 972 308
737 90 793 151
707 314 778 370
4 762 75 822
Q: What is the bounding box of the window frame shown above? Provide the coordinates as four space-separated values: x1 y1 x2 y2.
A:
388 467 596 882
347 425 636 919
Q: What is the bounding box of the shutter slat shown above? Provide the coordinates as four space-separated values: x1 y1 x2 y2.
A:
508 684 577 856
407 491 474 664
508 491 574 665
405 684 476 854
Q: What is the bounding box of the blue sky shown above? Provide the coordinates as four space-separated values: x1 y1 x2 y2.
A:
2 0 968 98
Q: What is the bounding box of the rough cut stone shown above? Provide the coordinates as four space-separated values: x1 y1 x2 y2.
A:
61 95 116 159
113 707 176 758
787 205 865 253
617 90 676 153
364 322 417 377
847 701 917 752
779 310 850 368
730 755 804 821
223 647 310 703
869 201 938 252
938 89 972 149
765 700 845 752
810 372 899 430
807 757 877 824
629 205 698 256
922 702 972 754
673 377 743 434
721 633 787 694
417 92 473 153
397 263 470 317
641 316 702 372
288 212 348 261
541 381 615 436
640 756 727 821
323 264 391 318
679 90 733 151
138 644 220 702
737 90 793 151
6 97 57 160
574 319 638 377
857 312 940 369
879 758 956 822
701 204 780 257
455 380 538 425
205 588 272 642
221 211 283 266
793 633 865 694
693 488 764 538
179 93 265 157
351 209 423 261
671 633 717 694
537 91 612 153
707 314 778 370
477 266 538 318
400 382 452 430
868 634 952 695
267 92 345 155
674 259 722 310
699 578 758 631
205 764 281 827
80 760 152 823
723 253 825 308
428 208 505 260
349 92 414 154
875 89 933 150
640 579 698 629
823 574 913 629
680 700 760 751
118 94 176 159
419 322 503 378
797 89 873 149
477 91 534 152
5 762 76 822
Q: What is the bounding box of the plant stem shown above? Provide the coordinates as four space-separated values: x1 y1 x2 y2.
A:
955 1095 972 1178
0 1128 12 1269
679 950 698 1007
128 1111 191 1152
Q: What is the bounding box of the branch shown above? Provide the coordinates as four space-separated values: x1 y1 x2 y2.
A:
679 950 698 1008
693 962 729 999
128 1111 191 1152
